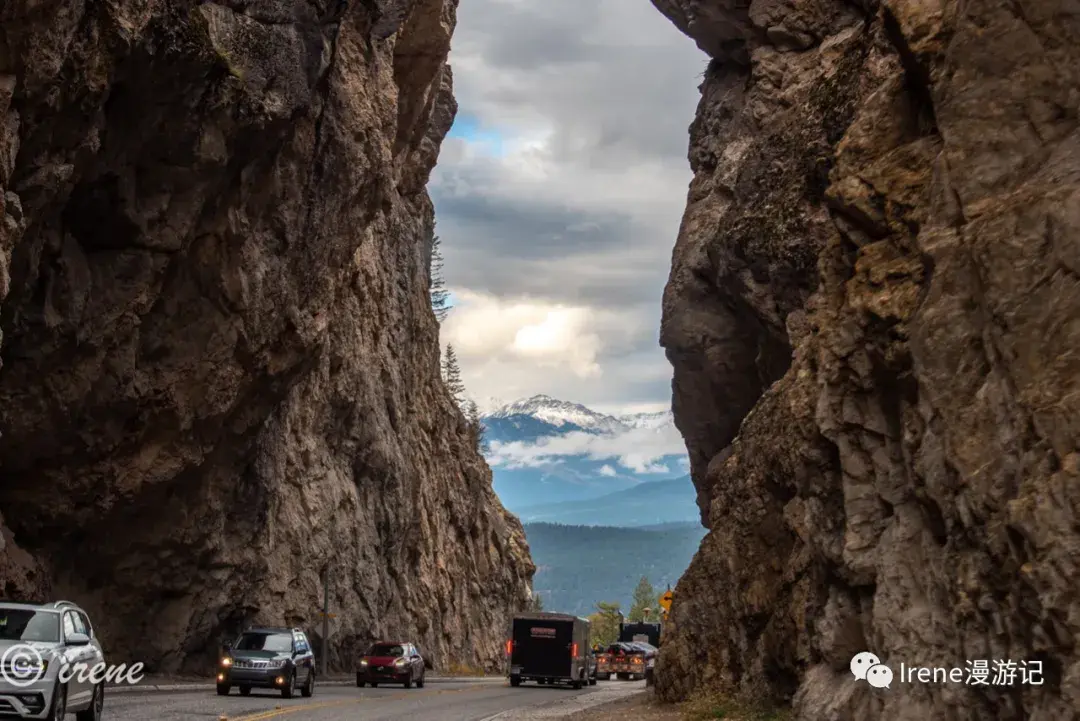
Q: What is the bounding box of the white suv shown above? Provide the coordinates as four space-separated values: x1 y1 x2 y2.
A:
0 601 105 720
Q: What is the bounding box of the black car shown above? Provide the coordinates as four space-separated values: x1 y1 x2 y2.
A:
217 626 316 698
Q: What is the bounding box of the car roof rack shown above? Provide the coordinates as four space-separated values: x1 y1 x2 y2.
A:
49 600 80 610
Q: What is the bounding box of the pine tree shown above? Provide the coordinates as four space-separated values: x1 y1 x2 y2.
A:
586 602 622 647
430 236 450 323
441 344 465 403
528 593 544 612
463 399 488 453
628 577 657 622
462 399 489 454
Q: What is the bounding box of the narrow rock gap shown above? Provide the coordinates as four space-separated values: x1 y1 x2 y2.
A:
881 5 939 135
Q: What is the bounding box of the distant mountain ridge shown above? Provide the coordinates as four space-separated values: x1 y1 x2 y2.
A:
479 394 692 518
514 477 699 527
524 521 706 616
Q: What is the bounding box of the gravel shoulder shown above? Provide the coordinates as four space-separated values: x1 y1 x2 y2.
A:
562 690 680 720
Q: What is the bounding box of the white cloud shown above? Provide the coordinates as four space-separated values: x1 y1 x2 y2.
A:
598 465 617 477
431 0 705 414
442 290 674 408
487 424 688 475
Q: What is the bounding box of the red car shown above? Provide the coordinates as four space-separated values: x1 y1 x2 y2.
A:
356 641 427 688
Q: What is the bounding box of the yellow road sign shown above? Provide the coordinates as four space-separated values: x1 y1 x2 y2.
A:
659 590 673 612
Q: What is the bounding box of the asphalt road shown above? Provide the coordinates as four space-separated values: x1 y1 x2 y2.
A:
100 679 646 720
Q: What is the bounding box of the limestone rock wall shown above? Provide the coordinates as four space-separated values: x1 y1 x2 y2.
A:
653 1 1080 719
0 0 533 672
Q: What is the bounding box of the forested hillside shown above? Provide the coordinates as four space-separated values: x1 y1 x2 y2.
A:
523 522 706 616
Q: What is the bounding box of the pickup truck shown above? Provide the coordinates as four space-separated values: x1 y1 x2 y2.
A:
595 642 649 681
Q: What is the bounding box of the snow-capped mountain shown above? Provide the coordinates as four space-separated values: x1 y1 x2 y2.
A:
487 394 631 434
486 394 674 436
479 395 692 520
618 410 673 431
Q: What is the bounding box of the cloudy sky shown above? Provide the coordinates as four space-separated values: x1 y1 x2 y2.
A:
430 0 706 416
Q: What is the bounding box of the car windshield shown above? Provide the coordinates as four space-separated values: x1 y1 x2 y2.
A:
234 632 292 653
0 609 60 642
367 644 405 657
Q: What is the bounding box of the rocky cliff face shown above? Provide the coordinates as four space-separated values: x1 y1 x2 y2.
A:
653 1 1079 719
0 0 533 672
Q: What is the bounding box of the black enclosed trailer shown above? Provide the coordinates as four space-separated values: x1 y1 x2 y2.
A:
507 612 591 688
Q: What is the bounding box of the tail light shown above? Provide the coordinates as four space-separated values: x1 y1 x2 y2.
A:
506 640 513 655
571 643 578 657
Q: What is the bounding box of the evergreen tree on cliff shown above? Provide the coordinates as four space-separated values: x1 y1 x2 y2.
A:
441 344 465 403
463 399 488 454
430 235 451 323
628 576 656 622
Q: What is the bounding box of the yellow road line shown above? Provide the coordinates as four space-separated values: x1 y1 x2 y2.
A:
227 700 360 721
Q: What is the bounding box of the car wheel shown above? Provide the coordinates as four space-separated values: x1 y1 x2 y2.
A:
509 675 521 687
239 686 252 696
356 671 365 687
281 670 296 699
216 683 230 696
589 677 597 686
404 675 413 689
74 681 103 721
417 672 425 689
371 682 379 688
571 680 582 690
48 683 67 721
302 670 315 698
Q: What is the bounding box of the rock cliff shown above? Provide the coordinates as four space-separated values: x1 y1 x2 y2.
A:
653 1 1079 719
0 0 533 672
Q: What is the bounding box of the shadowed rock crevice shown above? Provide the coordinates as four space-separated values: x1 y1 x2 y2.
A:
653 0 1080 719
0 0 533 673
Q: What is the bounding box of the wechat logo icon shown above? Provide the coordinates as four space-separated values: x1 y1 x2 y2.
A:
851 651 892 689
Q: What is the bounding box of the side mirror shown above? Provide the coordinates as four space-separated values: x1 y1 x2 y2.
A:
67 632 91 647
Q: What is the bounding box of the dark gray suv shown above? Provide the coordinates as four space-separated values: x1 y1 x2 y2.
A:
217 627 315 699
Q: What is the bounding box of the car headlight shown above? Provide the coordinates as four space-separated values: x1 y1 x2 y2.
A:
268 658 286 668
394 658 407 666
360 660 368 666
221 658 233 667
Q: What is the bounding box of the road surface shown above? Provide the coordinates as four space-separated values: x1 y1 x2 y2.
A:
102 678 646 720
